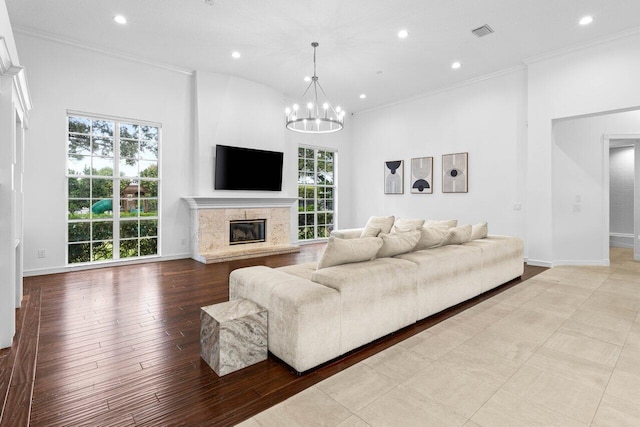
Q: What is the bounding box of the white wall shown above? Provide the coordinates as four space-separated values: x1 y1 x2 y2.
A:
16 33 193 274
347 69 528 238
552 111 640 263
527 32 640 266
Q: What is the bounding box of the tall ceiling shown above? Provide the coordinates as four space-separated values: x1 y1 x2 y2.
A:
6 0 640 113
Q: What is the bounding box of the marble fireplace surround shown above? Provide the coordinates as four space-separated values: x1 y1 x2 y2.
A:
182 197 300 264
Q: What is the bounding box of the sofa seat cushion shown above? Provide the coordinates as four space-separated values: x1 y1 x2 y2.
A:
230 266 341 372
277 262 317 281
463 236 524 292
395 245 483 319
311 258 418 354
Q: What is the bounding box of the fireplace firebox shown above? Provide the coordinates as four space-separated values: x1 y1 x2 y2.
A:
229 219 266 245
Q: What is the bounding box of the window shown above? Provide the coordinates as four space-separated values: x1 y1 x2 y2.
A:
297 147 336 240
67 114 160 264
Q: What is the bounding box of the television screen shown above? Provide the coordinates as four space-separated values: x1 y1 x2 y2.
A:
214 144 284 191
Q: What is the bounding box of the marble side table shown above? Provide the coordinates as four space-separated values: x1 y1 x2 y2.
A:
200 298 268 376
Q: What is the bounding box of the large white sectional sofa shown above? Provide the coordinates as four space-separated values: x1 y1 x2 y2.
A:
229 217 524 373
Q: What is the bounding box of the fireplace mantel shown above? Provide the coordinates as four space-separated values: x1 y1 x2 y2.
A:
182 196 297 210
183 196 299 263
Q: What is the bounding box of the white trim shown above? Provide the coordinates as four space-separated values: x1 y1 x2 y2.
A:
182 196 297 210
67 109 162 128
299 143 340 154
525 259 553 268
551 259 611 267
13 26 194 76
524 27 640 65
24 253 191 277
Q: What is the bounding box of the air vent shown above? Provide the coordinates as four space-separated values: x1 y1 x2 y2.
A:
471 25 494 38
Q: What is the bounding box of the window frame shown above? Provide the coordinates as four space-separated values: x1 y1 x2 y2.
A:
65 111 161 265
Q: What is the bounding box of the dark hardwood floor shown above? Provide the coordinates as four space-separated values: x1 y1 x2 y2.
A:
0 244 546 426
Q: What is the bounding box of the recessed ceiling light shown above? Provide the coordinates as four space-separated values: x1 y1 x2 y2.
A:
113 15 127 25
231 51 241 59
451 61 461 70
304 76 311 82
398 29 409 39
579 16 594 26
359 94 366 99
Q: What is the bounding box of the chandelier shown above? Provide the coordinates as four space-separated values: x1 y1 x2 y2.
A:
285 42 345 133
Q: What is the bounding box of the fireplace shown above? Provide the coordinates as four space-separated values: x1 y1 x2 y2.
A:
229 219 266 245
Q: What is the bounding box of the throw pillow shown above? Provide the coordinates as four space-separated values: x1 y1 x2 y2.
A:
424 219 458 229
376 230 421 258
317 236 383 269
471 222 488 240
364 215 395 234
392 218 426 233
442 225 472 245
360 226 382 238
414 226 448 250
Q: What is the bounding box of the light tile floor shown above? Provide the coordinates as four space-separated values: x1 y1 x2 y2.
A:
237 248 640 426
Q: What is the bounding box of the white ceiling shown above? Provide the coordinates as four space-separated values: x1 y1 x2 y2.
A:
6 0 640 114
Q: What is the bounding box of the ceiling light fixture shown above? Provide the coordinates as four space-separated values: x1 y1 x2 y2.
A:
285 42 344 134
398 29 409 39
359 94 366 99
579 16 594 26
113 15 127 25
231 51 241 59
451 61 461 69
303 76 311 82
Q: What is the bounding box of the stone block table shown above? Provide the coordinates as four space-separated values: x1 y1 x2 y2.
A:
200 298 268 376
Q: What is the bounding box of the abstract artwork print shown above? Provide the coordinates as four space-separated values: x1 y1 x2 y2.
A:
384 160 403 194
442 152 468 193
411 157 433 194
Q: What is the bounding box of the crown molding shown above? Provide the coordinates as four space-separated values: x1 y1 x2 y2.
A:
13 25 194 76
523 27 640 65
0 37 33 117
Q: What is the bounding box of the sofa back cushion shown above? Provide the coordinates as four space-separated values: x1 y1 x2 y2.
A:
317 236 383 269
424 219 458 229
392 218 426 233
414 226 448 250
364 215 395 234
471 222 488 240
442 225 473 245
377 230 421 258
360 226 382 238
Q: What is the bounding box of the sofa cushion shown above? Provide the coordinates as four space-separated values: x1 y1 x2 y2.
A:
414 226 448 250
471 222 488 240
425 219 458 229
330 228 364 239
364 215 395 234
392 218 425 233
317 236 383 269
442 225 472 245
360 226 381 238
377 230 421 258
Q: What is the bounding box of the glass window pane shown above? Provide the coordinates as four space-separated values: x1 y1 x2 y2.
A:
139 180 158 197
298 200 304 212
120 139 138 159
68 199 90 219
140 126 158 142
305 159 314 172
139 161 158 178
326 152 334 162
120 220 139 238
92 241 113 261
305 148 314 159
93 221 113 240
92 178 113 198
298 186 304 198
92 120 114 137
139 141 158 160
68 222 90 243
326 213 333 224
68 243 90 263
298 147 305 158
91 198 113 218
140 219 157 237
141 199 158 216
92 157 114 175
69 116 90 134
120 239 138 258
298 213 305 226
120 159 138 177
68 155 91 176
68 135 90 156
120 123 139 139
140 238 157 256
92 138 114 157
298 228 305 240
68 177 90 199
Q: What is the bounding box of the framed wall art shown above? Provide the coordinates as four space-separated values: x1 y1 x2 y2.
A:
410 157 433 194
384 160 404 194
442 152 468 193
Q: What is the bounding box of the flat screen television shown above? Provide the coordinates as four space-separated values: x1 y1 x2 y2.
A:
214 144 284 191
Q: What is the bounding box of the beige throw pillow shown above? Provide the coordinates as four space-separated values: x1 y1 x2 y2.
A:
414 226 448 250
377 230 421 258
471 222 488 240
424 219 458 229
364 215 395 234
392 218 426 233
360 226 381 238
317 236 383 269
442 225 472 245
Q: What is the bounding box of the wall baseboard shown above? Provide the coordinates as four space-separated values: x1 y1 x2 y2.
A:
525 258 553 268
24 253 191 277
551 259 611 267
